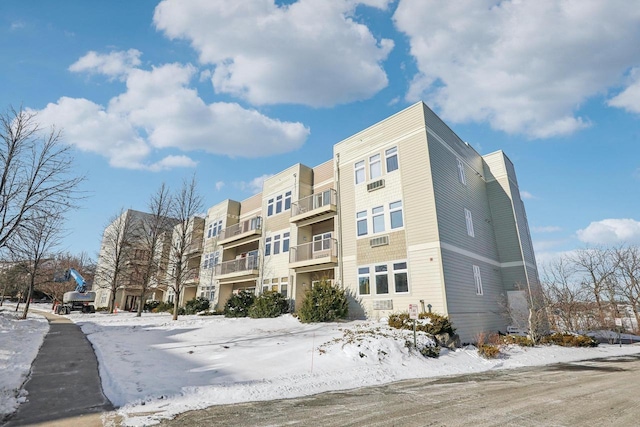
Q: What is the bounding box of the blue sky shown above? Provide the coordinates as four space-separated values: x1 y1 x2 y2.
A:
1 0 639 265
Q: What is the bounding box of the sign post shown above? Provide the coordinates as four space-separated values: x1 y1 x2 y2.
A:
409 303 419 348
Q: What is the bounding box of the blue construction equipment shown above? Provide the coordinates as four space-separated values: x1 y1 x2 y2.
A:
55 268 96 314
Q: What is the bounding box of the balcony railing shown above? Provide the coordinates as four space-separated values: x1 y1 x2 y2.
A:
218 216 262 243
289 238 338 266
215 255 259 277
290 189 337 219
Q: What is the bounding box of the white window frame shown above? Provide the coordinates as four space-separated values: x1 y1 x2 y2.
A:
473 265 483 295
284 191 292 211
313 232 332 253
358 267 370 295
267 198 274 216
273 234 281 254
374 264 389 294
372 206 385 234
385 146 398 172
265 237 272 256
457 158 467 185
207 223 214 239
355 160 365 185
393 262 409 293
465 208 475 237
356 210 368 236
389 200 403 229
369 154 381 179
283 232 290 253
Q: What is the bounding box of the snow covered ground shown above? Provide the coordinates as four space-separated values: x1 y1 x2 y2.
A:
2 305 640 426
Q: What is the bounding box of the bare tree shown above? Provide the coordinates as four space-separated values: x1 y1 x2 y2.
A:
571 247 617 329
94 208 136 313
166 176 203 320
0 106 83 251
9 213 64 319
135 184 175 317
613 245 640 332
541 257 586 332
0 261 28 307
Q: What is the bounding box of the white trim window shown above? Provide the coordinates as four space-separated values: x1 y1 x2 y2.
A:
275 194 283 214
473 265 483 295
284 191 292 211
273 234 281 254
265 237 272 256
393 262 408 293
283 232 290 252
207 220 222 238
465 208 475 237
386 146 398 172
313 232 332 253
357 210 368 236
375 265 389 294
355 160 365 184
389 201 403 229
267 198 274 216
457 158 467 185
372 206 385 233
358 267 370 295
369 154 382 179
203 252 218 269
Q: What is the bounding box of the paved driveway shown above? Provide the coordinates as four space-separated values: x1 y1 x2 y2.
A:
159 353 640 427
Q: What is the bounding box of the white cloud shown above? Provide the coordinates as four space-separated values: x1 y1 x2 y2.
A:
37 53 309 170
533 226 562 233
10 21 25 30
238 174 273 193
215 181 225 191
69 49 142 80
520 191 535 200
576 219 640 245
153 0 393 107
393 0 640 138
608 68 640 113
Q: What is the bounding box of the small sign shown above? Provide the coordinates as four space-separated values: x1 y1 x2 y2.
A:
615 318 622 327
409 303 419 320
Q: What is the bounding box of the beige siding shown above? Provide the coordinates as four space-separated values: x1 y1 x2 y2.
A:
313 160 333 184
240 193 262 215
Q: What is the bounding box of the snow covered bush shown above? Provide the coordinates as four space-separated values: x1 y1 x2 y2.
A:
478 343 500 359
388 312 455 335
224 290 255 318
298 280 348 323
249 291 289 318
540 333 598 347
182 297 210 315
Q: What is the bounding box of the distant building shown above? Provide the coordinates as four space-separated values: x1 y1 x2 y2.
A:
94 209 178 311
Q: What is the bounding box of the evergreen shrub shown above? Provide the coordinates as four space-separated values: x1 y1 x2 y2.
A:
249 291 289 318
224 290 255 318
298 280 348 323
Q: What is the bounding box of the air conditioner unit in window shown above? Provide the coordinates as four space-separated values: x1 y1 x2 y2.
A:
372 299 393 310
367 179 385 192
369 235 389 247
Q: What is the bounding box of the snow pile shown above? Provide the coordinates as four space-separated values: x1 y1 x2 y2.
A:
66 312 640 426
0 307 49 419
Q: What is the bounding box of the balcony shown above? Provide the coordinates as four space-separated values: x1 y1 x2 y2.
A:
289 238 338 270
218 216 262 246
214 255 259 281
290 189 337 224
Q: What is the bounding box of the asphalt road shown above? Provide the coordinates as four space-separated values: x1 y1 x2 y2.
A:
159 353 640 427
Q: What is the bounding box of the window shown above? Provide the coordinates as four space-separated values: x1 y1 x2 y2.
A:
394 262 408 293
457 158 467 185
276 195 283 214
358 267 370 295
283 232 290 252
389 201 403 229
372 206 385 233
284 191 292 211
207 223 214 238
265 237 272 256
465 208 474 237
313 232 332 252
280 283 288 297
355 160 365 184
375 265 389 294
369 154 381 179
473 265 483 295
203 252 218 269
357 210 368 236
386 147 398 172
267 198 274 216
207 219 222 238
273 234 281 255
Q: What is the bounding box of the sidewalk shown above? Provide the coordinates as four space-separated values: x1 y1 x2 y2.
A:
5 311 115 427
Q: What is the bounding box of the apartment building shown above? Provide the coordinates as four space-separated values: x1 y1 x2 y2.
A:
195 102 539 342
94 209 178 311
